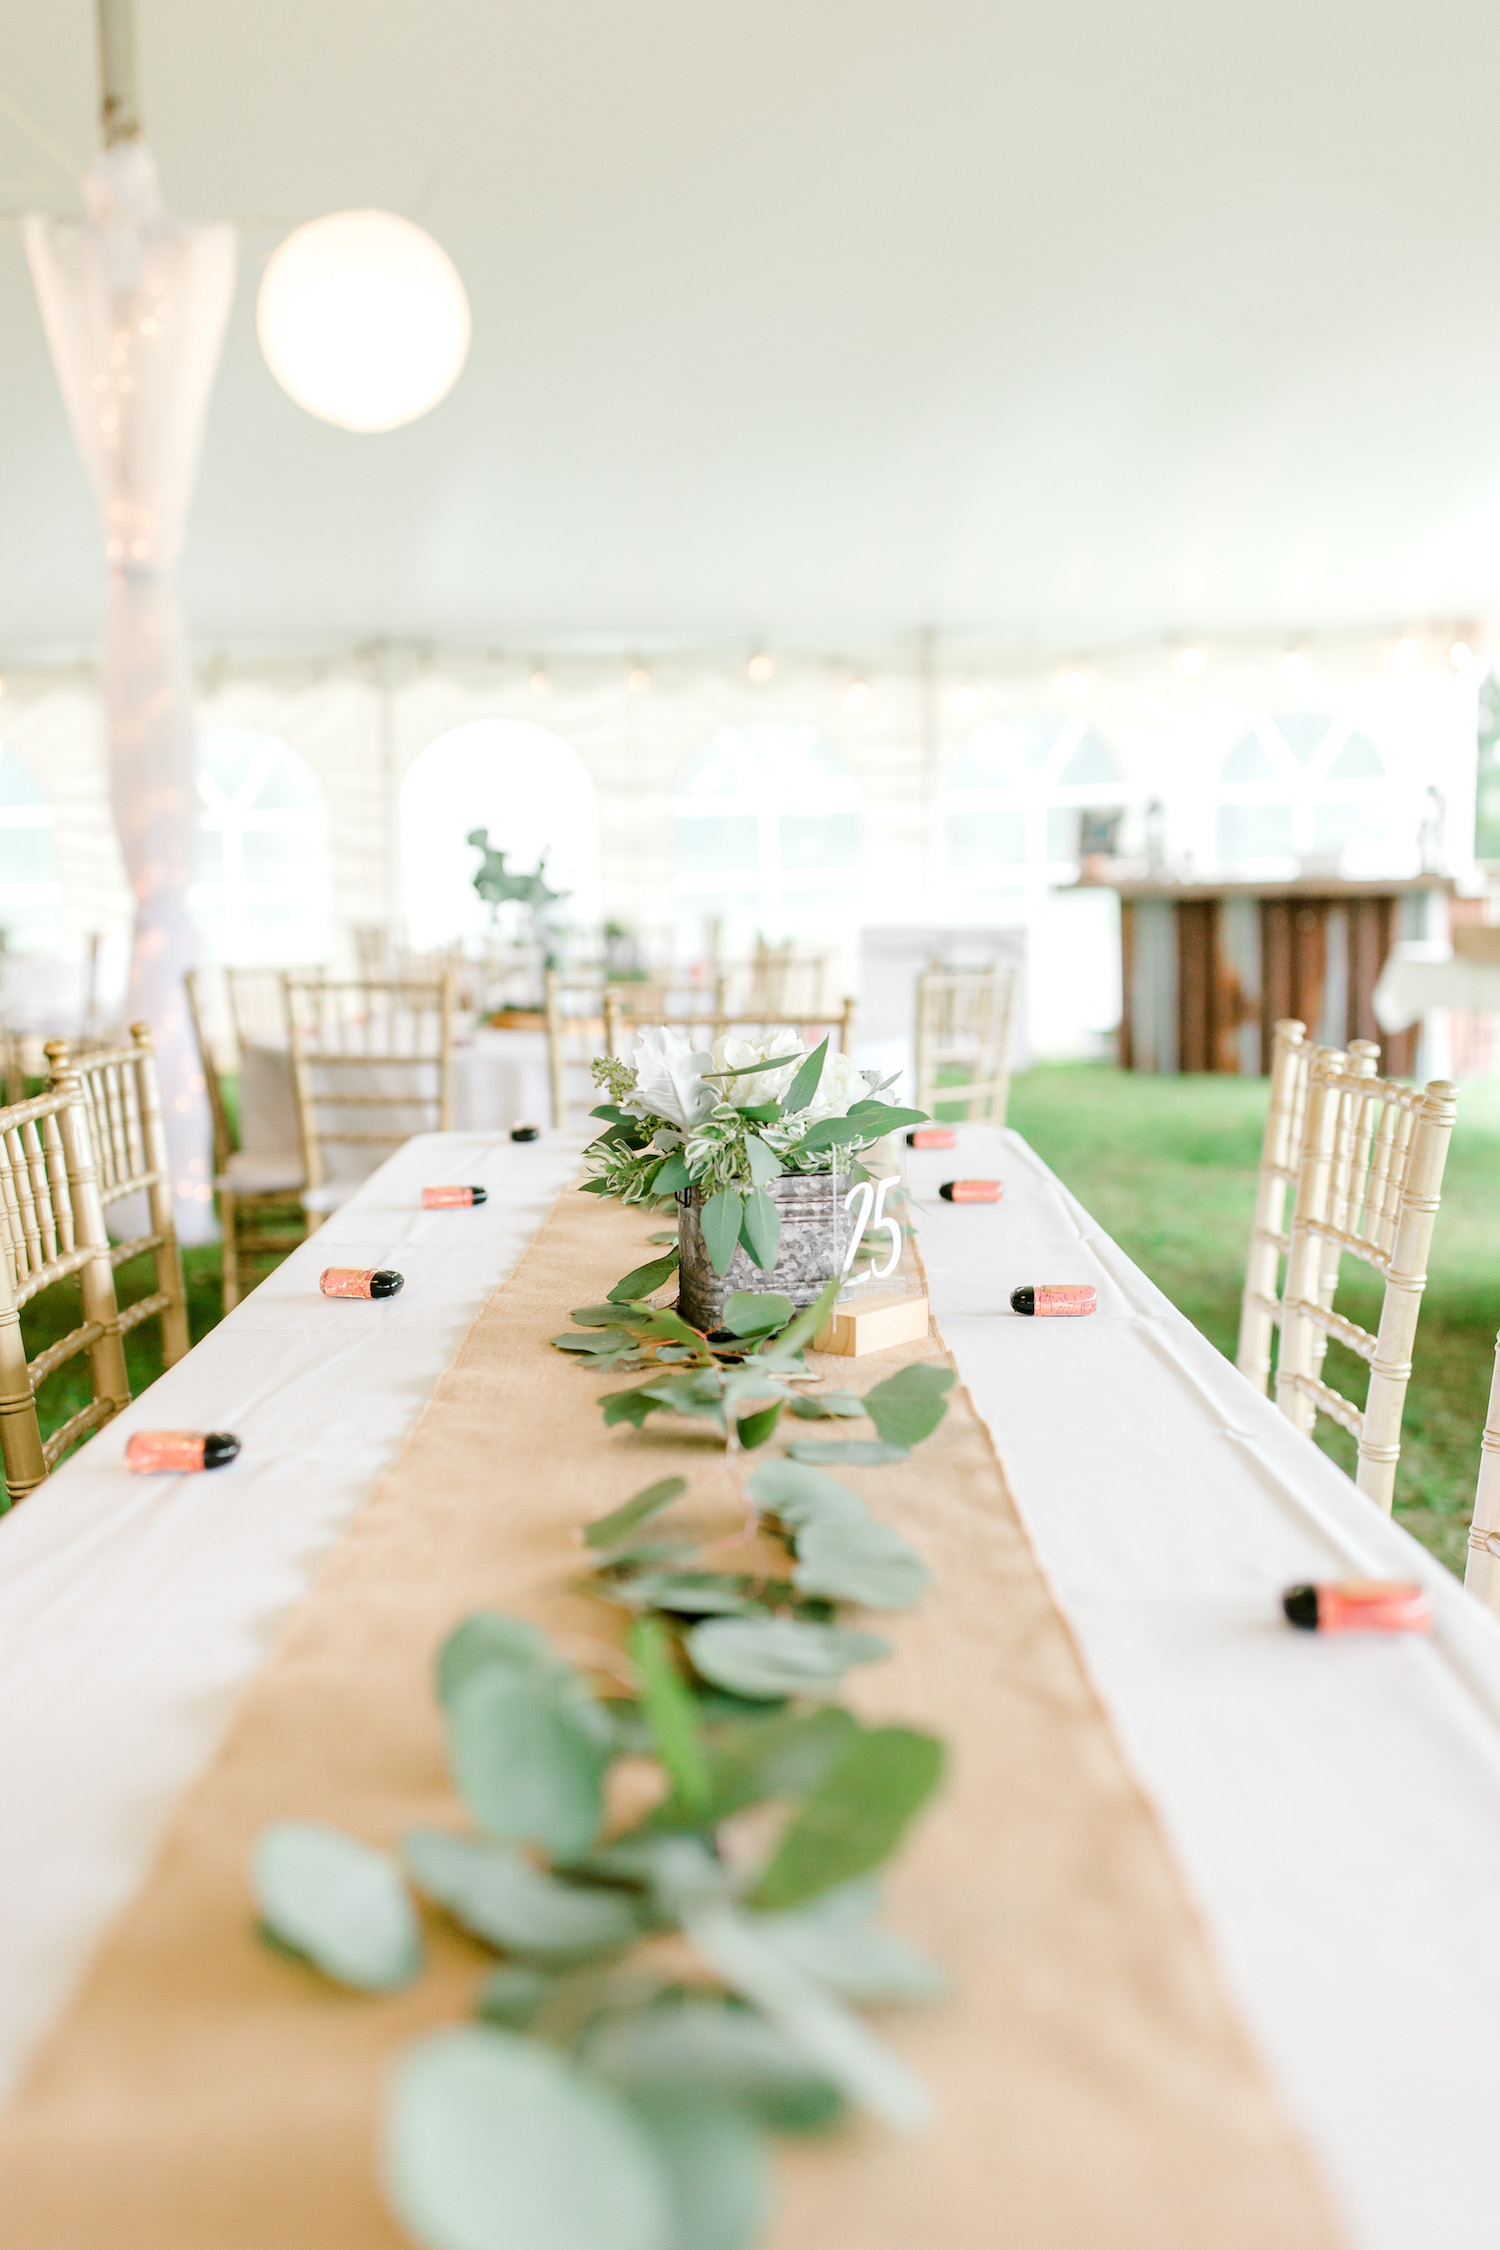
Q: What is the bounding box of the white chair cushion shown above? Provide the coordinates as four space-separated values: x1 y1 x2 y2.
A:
299 1180 360 1215
218 1150 306 1195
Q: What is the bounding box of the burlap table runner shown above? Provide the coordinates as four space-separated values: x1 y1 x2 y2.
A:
0 1188 1344 2248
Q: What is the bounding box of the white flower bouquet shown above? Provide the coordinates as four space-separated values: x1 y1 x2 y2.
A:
584 1025 925 1280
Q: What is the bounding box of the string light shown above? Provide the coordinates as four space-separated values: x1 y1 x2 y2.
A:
1394 636 1420 669
846 679 871 710
1176 645 1205 678
627 666 651 694
1062 667 1090 702
954 684 981 717
1280 648 1310 682
1452 639 1474 669
529 668 549 695
747 652 774 683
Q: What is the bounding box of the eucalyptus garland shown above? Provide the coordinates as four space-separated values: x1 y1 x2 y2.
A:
252 1252 954 2250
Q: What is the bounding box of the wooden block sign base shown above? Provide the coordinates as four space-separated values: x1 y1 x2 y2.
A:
813 1290 931 1358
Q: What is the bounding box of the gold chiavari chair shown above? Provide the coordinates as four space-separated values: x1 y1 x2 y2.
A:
914 963 1017 1125
1465 1341 1500 1613
45 1026 188 1368
1236 1026 1380 1396
1276 1054 1458 1512
0 1065 130 1501
185 971 308 1313
545 970 611 1127
287 975 454 1218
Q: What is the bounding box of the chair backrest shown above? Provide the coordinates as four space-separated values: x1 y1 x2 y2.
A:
0 1071 130 1500
286 975 454 1193
184 969 237 1173
544 971 611 1127
1466 1335 1500 1613
914 964 1017 1125
723 943 827 1018
225 966 297 1056
1275 1054 1458 1511
46 1026 189 1369
1235 1024 1382 1393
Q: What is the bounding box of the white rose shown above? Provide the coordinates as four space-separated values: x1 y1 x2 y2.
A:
627 1025 717 1130
800 1048 873 1124
709 1026 804 1105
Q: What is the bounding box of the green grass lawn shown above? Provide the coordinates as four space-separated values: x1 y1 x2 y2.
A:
1008 1063 1500 1577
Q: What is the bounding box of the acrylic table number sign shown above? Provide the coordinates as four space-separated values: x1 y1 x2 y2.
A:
814 1168 932 1356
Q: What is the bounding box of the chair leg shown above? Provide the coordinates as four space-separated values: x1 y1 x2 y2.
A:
220 1190 241 1313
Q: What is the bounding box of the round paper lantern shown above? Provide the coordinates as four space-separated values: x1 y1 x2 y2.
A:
257 210 471 434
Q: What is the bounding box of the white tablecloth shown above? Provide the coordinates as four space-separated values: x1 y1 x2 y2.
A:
238 1028 555 1167
0 1126 586 2105
4 1123 1500 2248
1373 942 1500 1031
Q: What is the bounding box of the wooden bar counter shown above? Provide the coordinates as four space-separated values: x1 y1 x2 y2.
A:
1106 875 1445 1074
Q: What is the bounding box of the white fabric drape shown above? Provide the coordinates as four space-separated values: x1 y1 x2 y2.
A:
25 143 236 1240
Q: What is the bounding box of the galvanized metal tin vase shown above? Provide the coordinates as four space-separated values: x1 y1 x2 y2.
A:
676 1168 845 1332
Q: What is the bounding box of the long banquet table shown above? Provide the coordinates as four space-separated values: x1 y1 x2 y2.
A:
1 1124 1499 2245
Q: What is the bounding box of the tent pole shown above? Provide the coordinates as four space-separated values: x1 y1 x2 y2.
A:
97 0 141 146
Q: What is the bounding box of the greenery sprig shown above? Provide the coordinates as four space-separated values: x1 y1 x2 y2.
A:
251 1319 956 2250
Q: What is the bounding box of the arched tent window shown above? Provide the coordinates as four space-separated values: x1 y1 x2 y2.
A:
940 717 1127 889
673 725 860 951
0 749 60 949
193 729 331 964
400 721 601 951
1215 713 1392 874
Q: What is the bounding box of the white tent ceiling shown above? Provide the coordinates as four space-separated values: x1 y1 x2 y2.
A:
3 0 1500 655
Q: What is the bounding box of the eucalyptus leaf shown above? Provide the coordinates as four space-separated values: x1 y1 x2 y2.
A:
682 1900 932 2133
436 1612 554 1709
841 1102 928 1135
631 1616 710 1812
750 1727 945 1912
793 1114 866 1154
601 1386 666 1429
701 1187 744 1275
788 1391 865 1420
405 1830 641 1960
475 1962 555 2029
780 1036 828 1118
602 1572 759 1617
254 1821 422 1992
753 1880 947 2004
628 2097 771 2250
685 1616 889 1701
787 1439 911 1467
652 1152 692 1197
446 1664 610 1857
721 1291 793 1337
647 1230 679 1244
770 1277 840 1357
862 1362 956 1449
384 2027 669 2250
792 1511 931 1610
585 1997 841 2132
585 1476 688 1551
642 1705 859 1833
734 1402 782 1451
743 1134 783 1188
552 1329 636 1355
571 1302 639 1326
609 1250 680 1304
746 1458 861 1528
738 1187 780 1270
702 1049 805 1083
